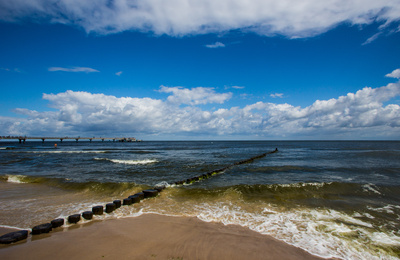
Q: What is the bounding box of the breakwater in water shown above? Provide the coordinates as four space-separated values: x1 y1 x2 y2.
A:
172 148 278 186
1 141 400 259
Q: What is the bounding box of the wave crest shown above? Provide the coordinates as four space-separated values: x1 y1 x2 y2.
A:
94 158 158 165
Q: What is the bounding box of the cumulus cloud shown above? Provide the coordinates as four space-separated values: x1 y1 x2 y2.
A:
115 71 123 76
3 72 400 139
158 86 233 105
0 1 399 38
386 68 400 79
48 67 99 73
205 42 225 48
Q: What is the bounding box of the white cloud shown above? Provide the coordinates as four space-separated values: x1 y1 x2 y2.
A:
115 71 123 76
48 67 99 73
362 32 383 45
386 69 400 79
205 42 225 48
0 70 400 139
158 86 233 105
225 85 245 90
231 86 245 89
3 71 400 140
0 1 399 38
270 93 284 98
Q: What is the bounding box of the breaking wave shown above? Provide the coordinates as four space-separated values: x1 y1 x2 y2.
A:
94 158 158 165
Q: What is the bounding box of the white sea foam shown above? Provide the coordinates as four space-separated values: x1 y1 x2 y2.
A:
362 183 382 195
275 182 331 189
155 181 170 188
28 150 107 154
111 159 158 165
6 175 26 183
369 231 400 246
363 213 375 219
191 202 400 260
95 158 158 165
0 225 31 231
367 205 398 214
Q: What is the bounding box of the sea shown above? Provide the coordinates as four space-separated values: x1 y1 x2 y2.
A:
1 140 400 259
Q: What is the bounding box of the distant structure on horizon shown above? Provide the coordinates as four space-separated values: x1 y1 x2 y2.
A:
0 136 142 143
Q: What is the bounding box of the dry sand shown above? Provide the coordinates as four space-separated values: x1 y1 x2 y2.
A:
0 214 326 260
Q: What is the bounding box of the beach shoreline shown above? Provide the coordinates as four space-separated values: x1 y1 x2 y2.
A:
0 213 328 260
2 141 398 259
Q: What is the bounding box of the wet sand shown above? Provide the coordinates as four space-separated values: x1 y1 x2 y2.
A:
0 214 326 260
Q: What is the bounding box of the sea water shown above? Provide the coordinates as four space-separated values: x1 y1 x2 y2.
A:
1 140 399 259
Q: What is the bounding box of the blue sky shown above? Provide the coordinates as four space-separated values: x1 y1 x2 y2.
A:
1 0 400 140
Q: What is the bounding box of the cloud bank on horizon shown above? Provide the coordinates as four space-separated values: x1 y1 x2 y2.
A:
1 0 399 38
2 69 400 140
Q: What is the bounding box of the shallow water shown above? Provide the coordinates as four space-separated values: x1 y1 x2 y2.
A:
1 140 400 259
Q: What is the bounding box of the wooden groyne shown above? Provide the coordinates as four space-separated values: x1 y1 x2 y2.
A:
0 136 141 143
0 148 278 244
172 148 279 186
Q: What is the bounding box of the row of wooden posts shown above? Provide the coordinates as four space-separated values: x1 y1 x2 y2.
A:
0 149 278 244
0 188 163 244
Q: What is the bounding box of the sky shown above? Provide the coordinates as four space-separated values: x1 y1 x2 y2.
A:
1 0 400 140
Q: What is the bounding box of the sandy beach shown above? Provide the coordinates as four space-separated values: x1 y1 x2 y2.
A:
0 214 325 260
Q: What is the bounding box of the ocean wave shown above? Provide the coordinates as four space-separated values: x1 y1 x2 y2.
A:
155 181 171 188
221 182 353 198
0 147 17 150
26 150 108 154
249 165 315 173
138 186 400 259
170 182 374 202
356 150 400 157
0 174 145 195
2 174 28 183
1 174 63 185
2 177 399 259
362 183 382 195
194 203 400 259
224 182 400 200
367 204 400 214
94 158 158 165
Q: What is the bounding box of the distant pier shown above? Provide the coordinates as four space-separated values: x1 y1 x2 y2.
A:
0 136 141 143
